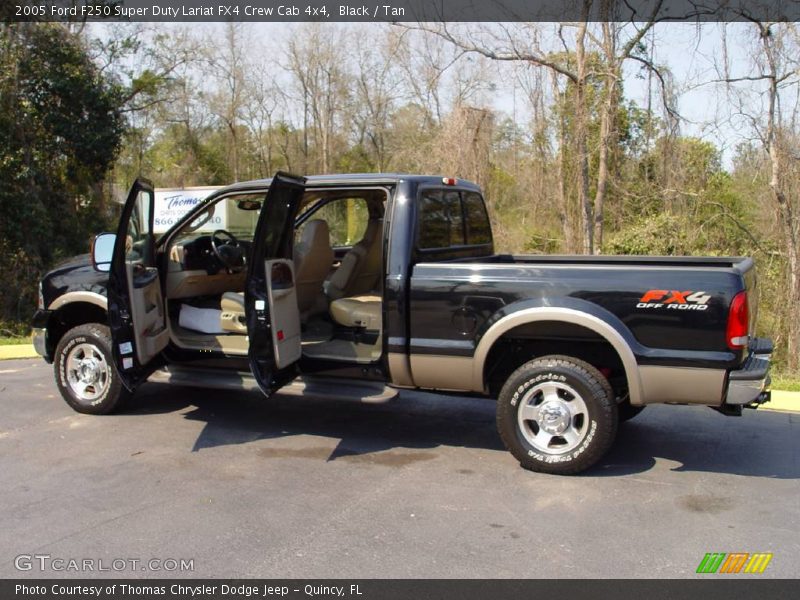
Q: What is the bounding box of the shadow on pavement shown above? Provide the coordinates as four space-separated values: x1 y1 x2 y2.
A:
596 408 799 479
128 382 506 462
125 383 799 479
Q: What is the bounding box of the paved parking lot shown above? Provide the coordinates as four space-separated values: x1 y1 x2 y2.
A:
1 358 798 578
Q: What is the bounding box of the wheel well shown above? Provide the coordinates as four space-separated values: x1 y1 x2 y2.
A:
47 301 108 355
483 320 627 399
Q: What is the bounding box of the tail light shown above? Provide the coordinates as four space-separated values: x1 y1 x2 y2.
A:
726 290 749 350
38 282 44 310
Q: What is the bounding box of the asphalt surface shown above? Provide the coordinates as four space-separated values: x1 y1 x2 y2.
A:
1 358 798 579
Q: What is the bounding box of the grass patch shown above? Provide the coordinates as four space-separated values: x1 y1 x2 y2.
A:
0 336 29 346
773 376 800 392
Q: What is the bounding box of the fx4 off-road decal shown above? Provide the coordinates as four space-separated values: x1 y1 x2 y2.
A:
636 289 711 311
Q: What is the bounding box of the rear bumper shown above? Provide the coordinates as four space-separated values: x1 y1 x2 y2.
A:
725 338 772 406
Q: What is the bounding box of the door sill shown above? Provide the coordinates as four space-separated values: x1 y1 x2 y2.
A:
147 366 398 403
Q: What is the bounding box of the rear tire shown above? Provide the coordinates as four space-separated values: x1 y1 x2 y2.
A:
497 355 617 475
54 323 130 415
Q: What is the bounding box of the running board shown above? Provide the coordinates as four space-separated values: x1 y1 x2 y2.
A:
147 367 398 403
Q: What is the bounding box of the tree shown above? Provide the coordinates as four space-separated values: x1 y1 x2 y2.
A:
0 23 124 322
404 6 666 254
713 21 800 370
286 24 351 174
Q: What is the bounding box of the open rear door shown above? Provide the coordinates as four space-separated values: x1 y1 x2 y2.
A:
108 179 169 389
246 172 307 396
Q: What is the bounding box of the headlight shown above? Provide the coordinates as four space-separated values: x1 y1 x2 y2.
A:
38 282 44 310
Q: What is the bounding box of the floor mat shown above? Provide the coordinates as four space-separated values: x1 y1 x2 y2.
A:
302 316 334 344
302 338 381 363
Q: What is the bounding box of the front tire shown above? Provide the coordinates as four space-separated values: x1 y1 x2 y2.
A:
54 323 130 415
497 355 617 475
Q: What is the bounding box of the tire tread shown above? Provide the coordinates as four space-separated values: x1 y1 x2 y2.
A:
496 354 617 475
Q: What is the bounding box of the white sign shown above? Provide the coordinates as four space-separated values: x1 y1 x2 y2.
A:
153 187 223 233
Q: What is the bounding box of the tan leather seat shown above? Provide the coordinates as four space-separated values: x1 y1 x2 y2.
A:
329 294 381 330
295 220 334 319
221 292 244 312
220 291 246 333
327 220 382 300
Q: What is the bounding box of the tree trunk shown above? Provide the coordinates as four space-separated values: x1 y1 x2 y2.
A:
593 22 618 254
574 19 593 254
769 144 800 371
550 71 572 252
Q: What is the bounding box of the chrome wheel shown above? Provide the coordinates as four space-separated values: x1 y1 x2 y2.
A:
517 381 589 454
65 343 110 402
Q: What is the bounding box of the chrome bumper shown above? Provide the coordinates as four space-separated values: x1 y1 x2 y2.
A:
725 341 772 406
31 327 47 358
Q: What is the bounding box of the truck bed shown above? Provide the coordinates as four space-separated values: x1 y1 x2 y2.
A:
409 253 757 369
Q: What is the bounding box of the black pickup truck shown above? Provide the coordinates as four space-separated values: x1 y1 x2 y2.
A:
31 173 772 474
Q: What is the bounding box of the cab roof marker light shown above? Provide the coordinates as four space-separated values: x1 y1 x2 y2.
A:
442 177 457 185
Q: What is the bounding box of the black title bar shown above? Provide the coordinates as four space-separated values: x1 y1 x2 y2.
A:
3 0 800 22
3 580 800 600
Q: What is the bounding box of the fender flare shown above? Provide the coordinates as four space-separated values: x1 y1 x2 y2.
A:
472 300 643 405
48 291 108 311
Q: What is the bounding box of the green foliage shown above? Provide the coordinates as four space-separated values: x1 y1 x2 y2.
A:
336 145 374 173
0 24 125 322
605 213 692 255
772 377 800 392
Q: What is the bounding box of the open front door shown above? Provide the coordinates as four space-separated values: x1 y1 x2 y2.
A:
246 172 307 396
108 179 169 390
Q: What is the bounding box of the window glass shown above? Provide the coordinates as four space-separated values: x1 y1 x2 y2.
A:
172 193 263 246
443 191 464 246
125 189 153 263
417 189 465 249
463 192 492 245
297 197 369 247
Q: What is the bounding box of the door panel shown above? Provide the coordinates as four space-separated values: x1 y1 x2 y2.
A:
108 179 168 388
265 259 301 369
246 172 307 396
126 263 169 365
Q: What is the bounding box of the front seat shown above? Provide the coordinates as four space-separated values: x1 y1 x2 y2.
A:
294 219 334 320
329 294 382 331
220 292 246 333
326 219 383 300
218 220 333 331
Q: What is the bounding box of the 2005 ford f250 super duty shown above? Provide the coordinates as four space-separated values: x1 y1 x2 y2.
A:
31 172 773 474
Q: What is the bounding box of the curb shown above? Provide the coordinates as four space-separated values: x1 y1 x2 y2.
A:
0 344 38 360
762 390 800 414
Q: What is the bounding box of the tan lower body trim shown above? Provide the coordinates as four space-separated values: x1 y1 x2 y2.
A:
638 365 725 406
409 354 476 392
387 352 414 387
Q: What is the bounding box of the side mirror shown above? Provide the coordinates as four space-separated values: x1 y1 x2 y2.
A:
91 233 115 272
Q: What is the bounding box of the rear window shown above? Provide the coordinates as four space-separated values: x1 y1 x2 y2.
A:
463 192 491 245
417 189 491 250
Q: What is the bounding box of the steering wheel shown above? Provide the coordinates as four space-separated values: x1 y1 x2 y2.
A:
210 229 246 273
